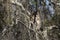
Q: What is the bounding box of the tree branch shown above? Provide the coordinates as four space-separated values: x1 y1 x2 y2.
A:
10 0 31 15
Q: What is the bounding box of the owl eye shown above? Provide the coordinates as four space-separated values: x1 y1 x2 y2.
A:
49 4 50 5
